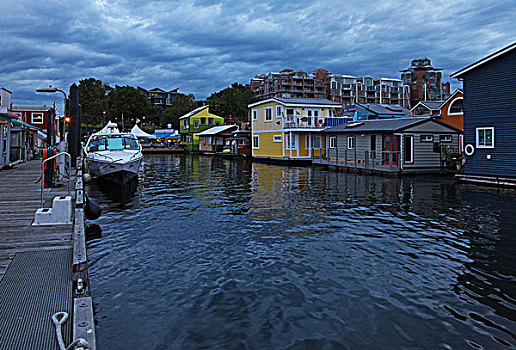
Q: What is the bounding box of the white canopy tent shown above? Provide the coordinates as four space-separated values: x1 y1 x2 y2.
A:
131 124 156 139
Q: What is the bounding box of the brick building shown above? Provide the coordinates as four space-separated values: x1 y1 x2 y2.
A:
400 58 450 108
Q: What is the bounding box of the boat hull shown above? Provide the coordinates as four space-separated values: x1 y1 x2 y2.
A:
86 157 142 185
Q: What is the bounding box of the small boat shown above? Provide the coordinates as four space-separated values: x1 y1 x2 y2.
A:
84 121 143 184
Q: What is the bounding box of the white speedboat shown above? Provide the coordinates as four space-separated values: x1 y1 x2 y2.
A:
84 121 143 184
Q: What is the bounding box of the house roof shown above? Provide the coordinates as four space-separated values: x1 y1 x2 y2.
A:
179 105 210 120
11 119 43 131
323 116 462 133
358 103 411 116
451 42 516 78
196 125 238 136
248 97 340 108
419 101 444 110
11 106 52 112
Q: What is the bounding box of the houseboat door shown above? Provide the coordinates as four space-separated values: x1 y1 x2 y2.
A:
383 135 399 165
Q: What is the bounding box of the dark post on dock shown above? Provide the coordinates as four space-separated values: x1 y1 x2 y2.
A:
68 84 81 168
0 140 96 346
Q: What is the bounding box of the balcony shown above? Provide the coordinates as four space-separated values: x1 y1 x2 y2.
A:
282 116 350 129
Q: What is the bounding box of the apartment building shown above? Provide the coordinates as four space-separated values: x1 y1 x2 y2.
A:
137 87 179 111
400 58 451 108
251 69 405 107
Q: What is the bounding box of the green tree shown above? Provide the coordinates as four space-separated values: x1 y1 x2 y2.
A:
206 83 258 122
78 78 108 125
162 93 196 129
107 86 153 130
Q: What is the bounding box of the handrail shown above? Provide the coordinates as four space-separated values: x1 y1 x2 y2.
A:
40 152 72 208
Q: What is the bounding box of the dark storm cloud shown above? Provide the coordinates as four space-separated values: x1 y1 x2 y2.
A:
1 0 514 112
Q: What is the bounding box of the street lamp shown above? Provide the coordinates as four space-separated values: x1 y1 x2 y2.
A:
36 86 68 143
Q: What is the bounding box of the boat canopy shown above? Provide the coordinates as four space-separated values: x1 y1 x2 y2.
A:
131 124 156 139
95 121 120 135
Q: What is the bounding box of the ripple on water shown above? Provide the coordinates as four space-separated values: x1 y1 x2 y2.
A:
86 155 516 349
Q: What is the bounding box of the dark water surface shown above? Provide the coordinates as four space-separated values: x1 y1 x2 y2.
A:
86 154 516 349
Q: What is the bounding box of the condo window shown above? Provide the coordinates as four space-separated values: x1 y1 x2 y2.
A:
31 112 43 124
265 108 272 121
476 127 494 148
252 135 259 149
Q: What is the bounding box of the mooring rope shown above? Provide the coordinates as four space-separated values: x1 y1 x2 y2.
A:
52 312 91 350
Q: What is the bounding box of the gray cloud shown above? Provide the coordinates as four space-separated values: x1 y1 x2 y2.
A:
1 0 514 113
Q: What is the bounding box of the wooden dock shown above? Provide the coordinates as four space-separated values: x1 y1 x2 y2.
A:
0 159 96 349
0 160 73 277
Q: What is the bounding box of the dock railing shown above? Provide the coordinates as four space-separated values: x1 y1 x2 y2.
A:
313 150 400 173
40 152 71 207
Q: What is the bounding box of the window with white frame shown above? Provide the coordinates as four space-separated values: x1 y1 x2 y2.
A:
347 136 355 149
306 135 322 149
286 134 296 149
273 135 282 143
31 112 43 124
420 135 433 142
265 108 272 121
439 135 452 143
183 119 189 129
252 135 259 149
404 135 414 164
448 98 463 115
313 135 322 148
252 110 257 121
476 127 494 148
193 120 199 129
329 136 336 149
276 106 282 118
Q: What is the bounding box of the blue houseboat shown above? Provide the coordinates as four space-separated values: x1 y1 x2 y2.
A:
451 42 516 186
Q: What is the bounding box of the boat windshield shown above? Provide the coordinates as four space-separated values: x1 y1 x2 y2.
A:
88 137 140 151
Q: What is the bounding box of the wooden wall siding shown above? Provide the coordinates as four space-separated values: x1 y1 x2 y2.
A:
252 102 282 132
440 91 464 130
403 134 459 169
252 132 283 158
462 49 516 177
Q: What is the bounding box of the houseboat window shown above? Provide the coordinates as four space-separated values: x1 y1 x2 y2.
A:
286 108 294 117
193 120 199 129
183 120 189 129
203 137 206 145
265 108 272 121
31 113 43 124
252 135 259 149
448 98 463 115
476 127 494 148
215 121 221 126
200 117 206 126
370 135 376 158
347 136 355 150
286 134 296 149
439 135 452 143
329 136 336 149
276 106 282 118
404 135 414 163
208 118 214 125
252 110 257 121
420 135 434 142
273 135 282 143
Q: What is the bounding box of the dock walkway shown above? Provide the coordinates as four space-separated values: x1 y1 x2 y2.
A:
0 160 95 349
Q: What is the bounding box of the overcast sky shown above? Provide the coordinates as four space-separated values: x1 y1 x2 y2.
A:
1 0 514 114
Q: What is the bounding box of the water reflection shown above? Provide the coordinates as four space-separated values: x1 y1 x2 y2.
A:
87 155 516 349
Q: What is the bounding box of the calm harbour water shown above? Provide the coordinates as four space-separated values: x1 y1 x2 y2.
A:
86 154 516 349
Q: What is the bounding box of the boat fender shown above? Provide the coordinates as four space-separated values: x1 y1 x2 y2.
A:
85 195 102 220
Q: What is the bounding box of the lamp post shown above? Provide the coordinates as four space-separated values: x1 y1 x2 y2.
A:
36 86 68 143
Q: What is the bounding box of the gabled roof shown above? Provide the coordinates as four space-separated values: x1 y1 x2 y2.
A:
357 103 411 116
440 89 463 107
11 106 52 112
323 117 462 133
451 42 516 78
248 97 340 108
179 105 210 120
196 125 238 136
